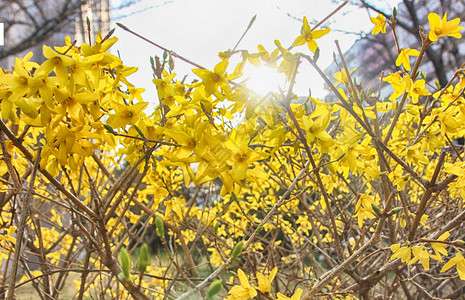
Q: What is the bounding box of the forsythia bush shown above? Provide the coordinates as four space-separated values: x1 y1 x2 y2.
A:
0 4 464 300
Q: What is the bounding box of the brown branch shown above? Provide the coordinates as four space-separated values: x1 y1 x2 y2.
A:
7 148 41 300
0 120 97 219
116 22 206 70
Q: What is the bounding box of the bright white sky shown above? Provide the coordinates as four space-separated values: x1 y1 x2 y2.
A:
111 0 399 100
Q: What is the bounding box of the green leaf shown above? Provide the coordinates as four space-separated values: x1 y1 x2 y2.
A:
155 215 165 238
337 153 346 161
134 125 146 139
420 71 426 80
231 241 244 260
367 86 373 97
104 124 115 134
119 247 131 280
207 279 223 299
138 243 151 273
102 28 115 42
389 207 402 216
371 203 381 215
231 192 238 202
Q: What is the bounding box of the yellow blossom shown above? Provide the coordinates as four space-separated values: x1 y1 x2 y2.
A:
277 288 303 300
275 40 299 81
396 48 420 71
441 252 465 280
430 231 450 262
354 194 377 227
390 244 412 263
409 246 431 270
334 68 356 86
164 198 185 219
257 267 278 294
153 72 176 100
292 16 329 53
192 60 232 96
0 226 16 244
354 207 376 228
35 45 75 85
370 14 387 34
428 13 463 42
408 79 431 103
257 44 279 67
227 269 257 300
383 72 412 100
106 101 148 129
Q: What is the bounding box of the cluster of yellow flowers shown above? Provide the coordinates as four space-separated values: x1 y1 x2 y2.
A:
0 6 464 300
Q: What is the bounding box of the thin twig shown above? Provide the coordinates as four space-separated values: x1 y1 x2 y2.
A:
7 148 41 300
116 22 206 70
176 160 311 300
0 120 97 219
232 15 257 52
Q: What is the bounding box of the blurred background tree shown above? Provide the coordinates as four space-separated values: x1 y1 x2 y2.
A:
327 0 465 91
0 0 144 68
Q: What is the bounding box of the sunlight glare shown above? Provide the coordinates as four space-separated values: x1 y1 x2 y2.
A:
244 65 285 96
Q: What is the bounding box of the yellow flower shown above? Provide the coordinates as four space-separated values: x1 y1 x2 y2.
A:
334 68 356 86
354 206 376 228
408 246 431 270
225 125 268 183
257 44 279 67
441 252 465 280
275 40 299 81
164 198 185 219
0 226 16 244
153 72 176 100
277 288 303 300
396 48 420 71
370 14 387 35
428 13 463 42
257 267 277 294
301 109 333 145
35 45 75 85
106 101 148 129
390 244 412 263
54 87 100 121
42 124 97 166
292 16 329 53
227 269 257 300
401 142 428 165
444 162 465 198
430 232 450 262
389 165 410 191
383 72 412 100
192 60 232 96
0 57 36 103
50 209 63 227
408 79 431 104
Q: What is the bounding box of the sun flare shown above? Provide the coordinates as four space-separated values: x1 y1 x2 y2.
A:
244 65 285 96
